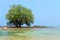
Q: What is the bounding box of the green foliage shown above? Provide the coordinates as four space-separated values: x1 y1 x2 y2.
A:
6 4 34 27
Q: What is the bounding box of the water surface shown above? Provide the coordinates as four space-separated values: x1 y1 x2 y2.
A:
0 28 60 40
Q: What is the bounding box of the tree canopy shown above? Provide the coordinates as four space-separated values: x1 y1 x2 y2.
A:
6 4 34 27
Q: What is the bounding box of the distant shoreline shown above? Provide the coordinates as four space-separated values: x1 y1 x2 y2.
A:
0 26 48 28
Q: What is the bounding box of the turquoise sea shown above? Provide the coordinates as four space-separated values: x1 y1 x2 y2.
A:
0 28 60 40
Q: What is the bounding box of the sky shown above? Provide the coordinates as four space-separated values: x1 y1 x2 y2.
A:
0 0 60 26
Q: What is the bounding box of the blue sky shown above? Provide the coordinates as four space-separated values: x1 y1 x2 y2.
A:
0 0 60 26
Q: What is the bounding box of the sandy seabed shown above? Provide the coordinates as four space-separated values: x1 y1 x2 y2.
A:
0 28 60 40
0 36 60 40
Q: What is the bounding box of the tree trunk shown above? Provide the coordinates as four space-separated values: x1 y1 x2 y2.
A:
17 25 21 28
15 24 21 28
14 22 22 28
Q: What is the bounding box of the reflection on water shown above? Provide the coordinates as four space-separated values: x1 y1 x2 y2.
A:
0 28 60 40
0 29 32 40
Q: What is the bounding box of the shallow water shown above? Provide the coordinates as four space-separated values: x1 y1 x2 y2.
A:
0 28 60 40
